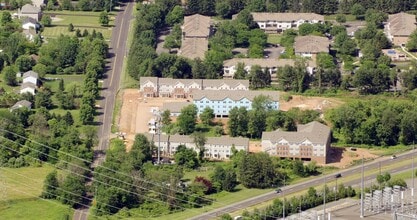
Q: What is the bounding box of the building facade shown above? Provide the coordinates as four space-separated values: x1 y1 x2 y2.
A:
192 90 280 118
261 121 331 164
251 13 324 33
139 77 249 98
145 133 249 160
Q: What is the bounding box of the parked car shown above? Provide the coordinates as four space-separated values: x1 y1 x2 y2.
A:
275 188 282 193
391 155 397 159
335 173 342 178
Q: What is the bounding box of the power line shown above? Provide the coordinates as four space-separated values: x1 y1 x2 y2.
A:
4 177 107 220
0 127 277 217
0 167 127 217
0 142 223 218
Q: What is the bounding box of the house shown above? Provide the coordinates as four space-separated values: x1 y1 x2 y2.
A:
18 4 42 21
192 90 280 118
251 13 324 33
20 82 36 95
10 100 32 112
223 58 316 78
161 102 192 116
139 77 249 98
179 14 212 60
294 36 330 58
145 133 249 160
22 28 37 41
22 70 39 85
21 17 39 30
385 12 417 46
261 121 331 164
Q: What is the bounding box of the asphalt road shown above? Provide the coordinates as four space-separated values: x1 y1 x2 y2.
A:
73 2 133 220
189 150 417 220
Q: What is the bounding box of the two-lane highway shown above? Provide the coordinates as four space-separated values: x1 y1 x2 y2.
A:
189 150 417 220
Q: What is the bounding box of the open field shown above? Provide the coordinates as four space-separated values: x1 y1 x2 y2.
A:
42 11 114 40
0 166 73 219
267 33 282 45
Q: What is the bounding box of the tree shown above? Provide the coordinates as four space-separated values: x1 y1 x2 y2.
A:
239 153 277 188
249 65 271 89
407 29 417 51
199 107 214 125
131 134 153 164
216 1 232 18
41 170 59 199
335 14 346 23
177 104 198 135
161 109 172 126
68 23 74 32
0 12 12 25
211 166 238 192
3 66 17 86
228 107 248 137
174 145 199 169
233 62 247 79
165 5 184 26
351 3 365 19
99 11 109 26
41 15 52 27
192 132 207 162
59 175 86 208
15 55 34 72
80 103 94 125
35 87 53 109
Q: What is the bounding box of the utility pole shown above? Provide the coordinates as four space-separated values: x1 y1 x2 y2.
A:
412 143 415 204
323 173 326 220
283 174 286 220
360 155 364 218
157 116 161 164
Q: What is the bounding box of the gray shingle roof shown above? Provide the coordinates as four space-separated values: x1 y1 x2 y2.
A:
294 36 330 54
23 70 38 79
179 37 208 60
10 100 32 110
21 4 41 13
262 121 330 145
22 17 38 24
388 12 416 37
192 90 280 102
182 14 211 37
251 12 324 22
20 82 37 90
161 102 192 113
139 77 249 89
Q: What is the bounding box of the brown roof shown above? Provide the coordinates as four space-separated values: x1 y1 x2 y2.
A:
21 4 41 13
139 77 249 89
294 36 330 54
23 70 38 79
192 90 280 102
182 14 211 37
224 58 316 68
179 38 208 60
388 12 416 37
262 121 330 145
20 82 36 90
251 12 324 22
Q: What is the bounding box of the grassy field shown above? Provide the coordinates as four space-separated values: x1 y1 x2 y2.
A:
42 10 115 40
267 34 282 45
0 166 74 219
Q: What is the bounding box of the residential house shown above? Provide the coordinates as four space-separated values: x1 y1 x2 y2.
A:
139 77 249 98
179 14 212 60
385 12 417 46
261 121 331 164
223 58 316 78
294 36 330 58
251 13 324 33
192 90 279 118
161 102 192 116
10 100 32 112
145 133 249 160
22 28 37 41
18 4 42 21
22 17 39 30
22 70 39 85
20 82 36 95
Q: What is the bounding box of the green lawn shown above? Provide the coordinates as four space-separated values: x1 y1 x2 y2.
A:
267 34 282 45
369 145 413 156
42 10 114 40
0 166 73 219
324 14 357 21
0 199 73 220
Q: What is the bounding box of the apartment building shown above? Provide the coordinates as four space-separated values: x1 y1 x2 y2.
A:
192 90 280 118
139 77 249 98
251 12 324 33
145 133 249 160
261 121 331 164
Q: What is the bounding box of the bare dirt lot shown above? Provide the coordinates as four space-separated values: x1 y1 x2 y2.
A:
118 89 377 167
